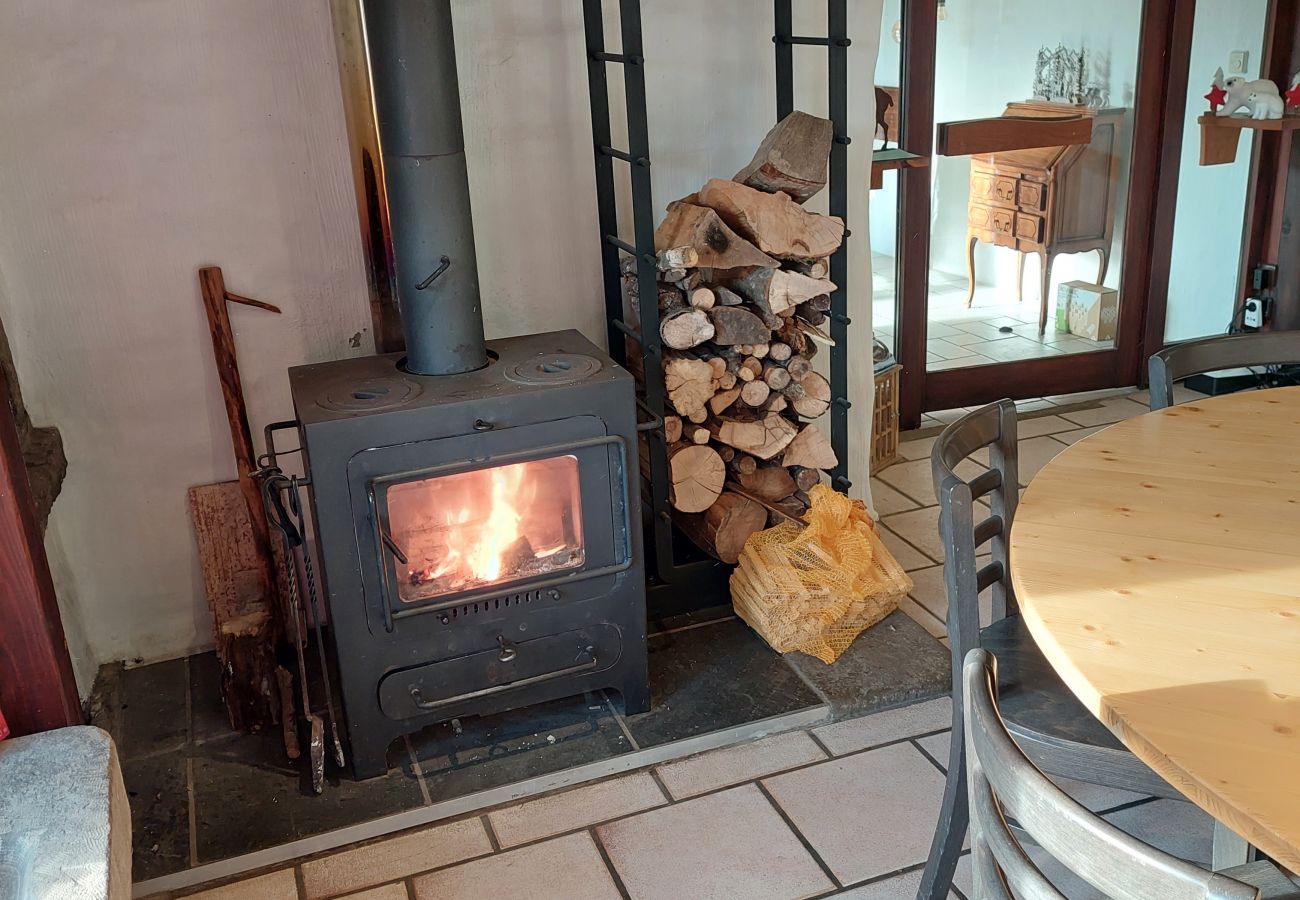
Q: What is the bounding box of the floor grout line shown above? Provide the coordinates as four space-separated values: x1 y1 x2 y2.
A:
604 690 641 752
404 735 433 807
753 779 843 891
588 827 634 900
186 756 199 869
480 813 501 852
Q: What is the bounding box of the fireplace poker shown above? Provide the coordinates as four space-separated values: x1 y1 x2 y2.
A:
262 472 326 794
287 474 347 769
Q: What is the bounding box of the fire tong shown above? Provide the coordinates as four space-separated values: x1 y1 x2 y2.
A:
261 470 346 793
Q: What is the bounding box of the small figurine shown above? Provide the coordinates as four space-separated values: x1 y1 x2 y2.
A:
1205 67 1228 112
1219 74 1283 118
1286 72 1300 109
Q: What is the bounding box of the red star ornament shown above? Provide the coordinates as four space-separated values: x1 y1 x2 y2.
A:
1205 83 1228 111
1286 82 1300 109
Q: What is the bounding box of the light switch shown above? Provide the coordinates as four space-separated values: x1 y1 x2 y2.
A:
1229 50 1249 74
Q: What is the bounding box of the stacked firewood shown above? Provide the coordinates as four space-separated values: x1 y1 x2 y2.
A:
625 112 843 564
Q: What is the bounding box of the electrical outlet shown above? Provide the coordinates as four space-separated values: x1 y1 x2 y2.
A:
1229 50 1249 74
1244 297 1264 329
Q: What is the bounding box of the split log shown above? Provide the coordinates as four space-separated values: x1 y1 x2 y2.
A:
709 387 741 416
660 308 714 350
761 393 789 414
706 356 727 380
717 446 736 463
659 267 687 283
729 268 837 318
782 425 838 470
658 246 700 270
669 444 725 513
750 342 770 360
790 258 830 279
736 466 797 502
712 286 745 306
708 306 769 346
733 110 834 203
792 370 831 418
676 491 767 564
739 380 771 407
736 366 755 383
790 466 821 493
696 178 844 260
654 202 779 271
741 357 764 379
718 372 738 390
785 355 812 382
687 426 711 445
712 413 798 460
687 406 709 424
664 415 683 443
676 270 703 291
768 341 793 362
728 453 759 476
665 356 715 418
762 364 791 391
689 287 716 310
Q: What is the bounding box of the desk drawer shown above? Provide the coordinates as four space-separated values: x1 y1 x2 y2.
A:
971 171 1018 206
1016 180 1046 212
1015 211 1044 244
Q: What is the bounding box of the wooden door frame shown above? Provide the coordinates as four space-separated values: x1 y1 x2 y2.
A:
0 369 80 736
894 0 1196 427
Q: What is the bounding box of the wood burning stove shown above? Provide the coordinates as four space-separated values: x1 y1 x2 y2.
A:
288 330 648 779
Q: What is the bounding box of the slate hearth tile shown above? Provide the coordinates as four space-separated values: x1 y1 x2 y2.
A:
118 657 188 759
784 611 949 718
647 602 735 636
407 692 632 801
621 617 824 748
123 752 191 881
191 731 424 864
188 651 230 744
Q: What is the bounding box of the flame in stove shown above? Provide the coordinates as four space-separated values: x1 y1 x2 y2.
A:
468 465 524 582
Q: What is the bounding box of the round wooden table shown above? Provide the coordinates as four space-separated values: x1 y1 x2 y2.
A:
1010 387 1300 871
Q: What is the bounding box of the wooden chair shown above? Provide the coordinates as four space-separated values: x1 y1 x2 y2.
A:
1148 331 1300 410
962 647 1300 899
917 400 1190 900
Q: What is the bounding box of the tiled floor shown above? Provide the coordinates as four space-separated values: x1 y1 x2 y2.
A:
872 253 1113 370
162 693 1221 900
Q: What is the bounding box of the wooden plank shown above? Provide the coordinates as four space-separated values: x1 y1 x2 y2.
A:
0 366 80 736
936 114 1092 157
189 481 279 733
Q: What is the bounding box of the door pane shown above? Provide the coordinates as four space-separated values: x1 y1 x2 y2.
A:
870 0 904 362
926 3 1141 371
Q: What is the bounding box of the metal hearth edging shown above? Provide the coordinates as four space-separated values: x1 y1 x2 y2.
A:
583 0 854 613
129 703 830 898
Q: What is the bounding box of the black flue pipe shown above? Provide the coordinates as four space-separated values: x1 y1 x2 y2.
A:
364 0 487 376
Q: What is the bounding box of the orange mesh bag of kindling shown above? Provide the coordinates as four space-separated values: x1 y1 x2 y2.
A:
730 483 914 664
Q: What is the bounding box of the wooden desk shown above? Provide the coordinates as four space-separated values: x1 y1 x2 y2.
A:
1010 388 1300 870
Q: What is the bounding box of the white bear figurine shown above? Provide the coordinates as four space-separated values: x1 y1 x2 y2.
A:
1246 90 1285 120
1219 75 1282 117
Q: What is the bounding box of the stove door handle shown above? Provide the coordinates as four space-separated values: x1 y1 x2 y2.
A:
407 655 600 712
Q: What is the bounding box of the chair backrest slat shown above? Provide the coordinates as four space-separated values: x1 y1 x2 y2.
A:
1149 331 1300 410
963 649 1261 900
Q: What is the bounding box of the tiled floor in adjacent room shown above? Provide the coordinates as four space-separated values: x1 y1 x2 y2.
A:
157 386 1228 900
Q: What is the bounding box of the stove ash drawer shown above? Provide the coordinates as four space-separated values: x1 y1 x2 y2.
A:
378 625 622 720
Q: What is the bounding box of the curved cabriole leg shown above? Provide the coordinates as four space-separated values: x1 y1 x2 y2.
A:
1096 246 1110 285
1016 252 1026 304
965 235 979 308
917 726 969 899
1038 251 1054 335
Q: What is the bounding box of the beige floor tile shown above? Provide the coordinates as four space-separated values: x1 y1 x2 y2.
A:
1128 384 1207 407
764 742 948 884
915 730 953 769
1056 396 1149 428
882 506 943 564
1014 415 1076 439
1044 387 1137 404
897 432 937 461
1051 424 1107 445
869 477 920 516
908 563 992 628
878 526 935 572
338 886 409 900
655 730 826 800
929 355 995 371
1016 435 1069 485
598 784 834 900
876 456 982 507
1015 398 1059 413
812 697 952 755
411 832 620 900
488 772 665 848
186 870 299 900
898 596 946 639
300 818 491 899
834 869 959 898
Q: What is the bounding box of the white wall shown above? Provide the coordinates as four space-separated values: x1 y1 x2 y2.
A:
1164 0 1268 342
0 0 882 677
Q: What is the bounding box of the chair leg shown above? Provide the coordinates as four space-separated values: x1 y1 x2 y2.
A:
917 728 969 900
1211 820 1253 870
1016 252 1025 303
965 236 978 308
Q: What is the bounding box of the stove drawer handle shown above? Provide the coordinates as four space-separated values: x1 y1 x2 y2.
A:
407 656 600 711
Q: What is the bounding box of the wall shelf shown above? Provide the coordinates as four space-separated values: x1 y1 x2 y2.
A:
1198 112 1300 165
870 148 929 189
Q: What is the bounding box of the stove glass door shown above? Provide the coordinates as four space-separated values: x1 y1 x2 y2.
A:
384 454 585 604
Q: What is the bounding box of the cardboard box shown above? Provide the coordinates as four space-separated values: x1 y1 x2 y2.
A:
1059 280 1118 341
1055 297 1071 334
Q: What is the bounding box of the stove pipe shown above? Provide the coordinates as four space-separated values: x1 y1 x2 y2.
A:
364 0 487 376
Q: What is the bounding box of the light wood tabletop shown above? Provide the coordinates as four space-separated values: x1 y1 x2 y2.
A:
1010 387 1300 871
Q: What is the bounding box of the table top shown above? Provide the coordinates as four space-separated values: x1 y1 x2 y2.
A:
1010 387 1300 871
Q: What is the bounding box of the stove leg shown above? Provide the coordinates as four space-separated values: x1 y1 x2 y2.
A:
349 732 396 781
615 672 651 716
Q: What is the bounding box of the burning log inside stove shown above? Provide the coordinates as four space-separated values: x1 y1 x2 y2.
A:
623 111 842 564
